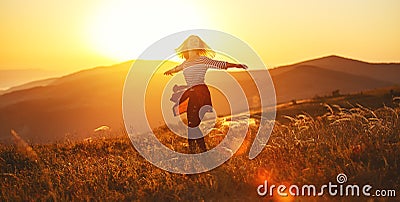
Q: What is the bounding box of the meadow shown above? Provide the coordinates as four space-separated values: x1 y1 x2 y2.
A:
1 93 399 201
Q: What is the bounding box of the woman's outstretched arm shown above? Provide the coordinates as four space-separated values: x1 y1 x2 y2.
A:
226 62 248 69
201 56 248 70
164 60 248 76
164 64 183 76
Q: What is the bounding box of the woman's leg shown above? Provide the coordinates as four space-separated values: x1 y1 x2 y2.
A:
186 85 212 153
187 101 209 153
188 106 210 153
188 127 206 153
195 138 207 153
187 114 203 153
195 105 209 152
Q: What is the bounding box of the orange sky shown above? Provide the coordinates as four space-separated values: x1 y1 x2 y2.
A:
1 0 399 72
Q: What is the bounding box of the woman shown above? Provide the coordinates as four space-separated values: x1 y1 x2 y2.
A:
164 35 248 154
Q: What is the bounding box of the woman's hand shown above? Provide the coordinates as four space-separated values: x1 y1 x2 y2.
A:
237 64 248 69
164 69 174 76
226 62 248 69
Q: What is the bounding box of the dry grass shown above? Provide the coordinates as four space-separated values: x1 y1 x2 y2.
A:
1 104 399 201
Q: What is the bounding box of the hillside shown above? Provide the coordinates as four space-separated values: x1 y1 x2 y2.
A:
1 103 399 200
0 69 66 91
0 61 133 143
271 55 400 84
0 56 399 143
0 78 57 96
272 65 393 102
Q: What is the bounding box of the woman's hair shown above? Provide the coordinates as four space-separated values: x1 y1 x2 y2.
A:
175 35 216 60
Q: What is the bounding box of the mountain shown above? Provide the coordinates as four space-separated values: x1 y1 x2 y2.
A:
0 56 399 143
271 55 400 84
0 78 57 96
271 65 393 102
0 61 133 143
0 60 186 143
0 69 66 91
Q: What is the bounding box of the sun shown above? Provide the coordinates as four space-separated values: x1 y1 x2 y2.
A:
86 1 208 62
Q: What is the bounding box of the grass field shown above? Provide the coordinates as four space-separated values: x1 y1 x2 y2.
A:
1 93 399 201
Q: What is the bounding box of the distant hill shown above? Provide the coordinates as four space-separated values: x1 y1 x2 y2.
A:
271 55 400 84
0 69 66 91
0 56 399 143
271 65 393 102
0 77 57 96
0 61 133 143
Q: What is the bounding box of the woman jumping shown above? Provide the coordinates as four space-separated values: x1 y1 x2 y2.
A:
164 35 248 154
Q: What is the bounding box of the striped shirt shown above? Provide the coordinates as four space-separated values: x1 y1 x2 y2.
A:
178 56 227 87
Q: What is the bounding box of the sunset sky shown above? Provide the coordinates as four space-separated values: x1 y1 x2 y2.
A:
1 0 399 72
